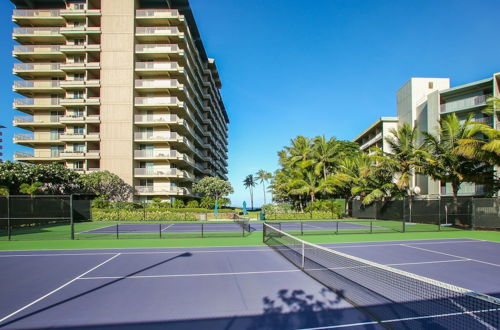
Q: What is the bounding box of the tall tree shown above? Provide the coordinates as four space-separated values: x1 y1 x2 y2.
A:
243 174 256 210
192 177 234 202
422 113 492 208
255 170 273 205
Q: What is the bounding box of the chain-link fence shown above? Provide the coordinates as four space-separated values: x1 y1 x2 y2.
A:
352 197 499 231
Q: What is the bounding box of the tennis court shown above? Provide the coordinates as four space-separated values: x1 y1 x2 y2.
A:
0 245 374 329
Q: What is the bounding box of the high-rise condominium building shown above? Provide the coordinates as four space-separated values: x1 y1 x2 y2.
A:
11 0 229 201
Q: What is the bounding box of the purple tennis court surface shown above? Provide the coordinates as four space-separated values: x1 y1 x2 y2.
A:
79 221 376 235
0 238 498 329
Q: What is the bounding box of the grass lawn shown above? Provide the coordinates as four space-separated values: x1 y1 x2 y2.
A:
0 226 498 251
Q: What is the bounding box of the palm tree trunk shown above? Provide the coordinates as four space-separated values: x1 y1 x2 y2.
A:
299 196 303 212
262 183 266 205
452 181 459 225
250 188 254 210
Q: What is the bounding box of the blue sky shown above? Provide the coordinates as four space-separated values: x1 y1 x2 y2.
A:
1 0 499 207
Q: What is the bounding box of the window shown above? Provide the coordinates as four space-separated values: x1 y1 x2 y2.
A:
74 161 84 170
74 56 85 63
73 126 84 134
74 73 84 81
73 144 84 152
73 90 84 99
74 39 85 46
428 82 434 89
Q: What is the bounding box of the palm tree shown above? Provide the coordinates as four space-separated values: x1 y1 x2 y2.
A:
422 113 492 210
284 136 313 169
255 170 273 205
288 170 323 204
312 136 338 180
243 174 256 210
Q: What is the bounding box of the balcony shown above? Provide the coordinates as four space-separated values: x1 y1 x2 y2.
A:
135 27 183 41
13 45 63 59
135 61 182 75
59 150 100 159
134 167 179 177
135 79 182 91
135 9 181 23
134 114 180 125
134 96 182 108
60 61 100 70
60 79 100 88
13 115 62 127
12 9 64 24
60 9 101 17
13 133 63 144
359 132 382 151
133 132 181 142
59 133 100 142
14 150 61 161
13 27 64 43
472 116 493 126
135 44 184 57
440 94 492 113
134 186 187 196
13 63 63 76
14 98 63 110
13 80 63 93
60 115 100 124
60 97 100 106
60 44 101 53
60 26 101 35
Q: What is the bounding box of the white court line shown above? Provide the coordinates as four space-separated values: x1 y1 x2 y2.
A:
300 307 500 329
160 224 174 232
0 253 121 324
79 258 467 281
402 244 500 268
80 269 302 280
326 240 480 249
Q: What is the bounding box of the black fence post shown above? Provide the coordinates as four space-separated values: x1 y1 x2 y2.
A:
336 220 339 235
7 195 11 241
370 221 373 234
242 224 244 237
159 223 162 238
201 223 204 238
143 203 146 221
402 197 406 233
301 221 303 236
471 198 475 230
116 223 119 239
70 195 75 240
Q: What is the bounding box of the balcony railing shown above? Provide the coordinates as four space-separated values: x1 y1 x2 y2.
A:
135 79 181 88
135 44 182 53
440 94 493 113
135 27 181 36
13 116 60 124
134 114 179 123
135 9 180 18
14 80 61 88
13 27 61 36
13 9 61 18
134 168 178 176
14 63 61 72
60 115 100 122
472 117 493 125
13 45 61 53
15 150 62 158
14 98 61 106
135 61 180 71
14 133 34 140
134 96 180 106
135 186 185 194
133 132 179 141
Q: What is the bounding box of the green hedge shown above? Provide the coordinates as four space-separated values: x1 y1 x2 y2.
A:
92 209 198 221
264 211 341 220
93 207 234 213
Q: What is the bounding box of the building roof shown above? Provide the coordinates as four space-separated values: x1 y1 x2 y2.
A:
440 77 493 96
352 117 398 142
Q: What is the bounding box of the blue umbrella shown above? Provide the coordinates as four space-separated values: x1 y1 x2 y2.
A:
242 201 247 215
214 200 219 216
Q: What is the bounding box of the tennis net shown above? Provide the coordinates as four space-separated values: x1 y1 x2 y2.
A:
263 223 500 329
233 216 250 232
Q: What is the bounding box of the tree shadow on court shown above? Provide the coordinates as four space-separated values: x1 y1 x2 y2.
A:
0 252 192 328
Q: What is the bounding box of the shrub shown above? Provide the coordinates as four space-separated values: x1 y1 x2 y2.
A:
187 200 199 208
91 209 198 221
262 203 293 214
92 196 110 209
305 200 343 215
200 196 215 209
265 211 341 220
172 199 185 208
